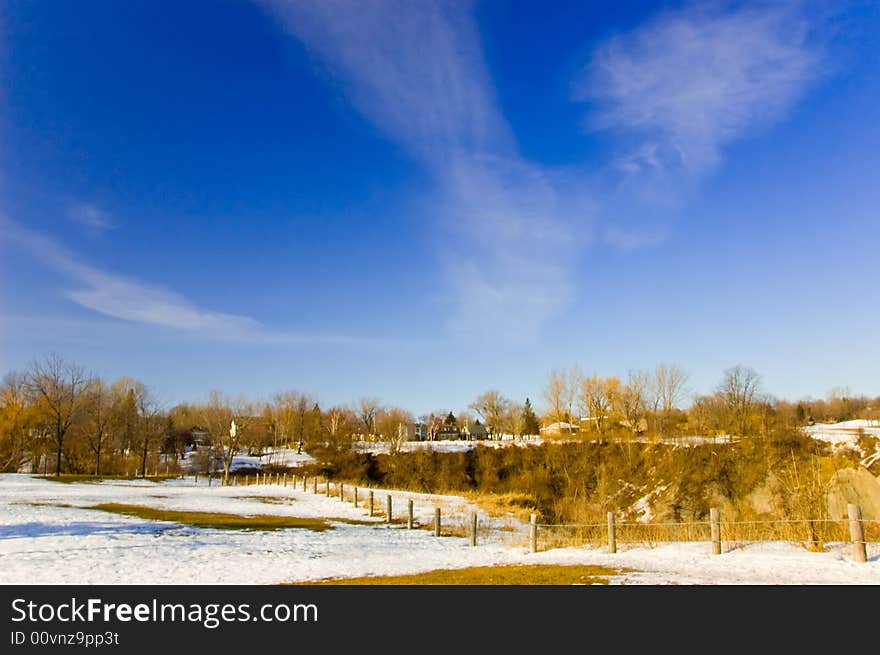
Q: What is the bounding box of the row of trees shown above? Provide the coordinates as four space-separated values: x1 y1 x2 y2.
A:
0 356 424 478
0 355 162 477
3 354 878 476
541 364 880 438
541 363 691 436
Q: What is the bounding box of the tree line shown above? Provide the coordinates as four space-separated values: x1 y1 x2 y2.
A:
540 363 879 439
1 353 877 477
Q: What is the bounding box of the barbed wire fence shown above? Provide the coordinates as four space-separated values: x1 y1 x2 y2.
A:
198 471 877 563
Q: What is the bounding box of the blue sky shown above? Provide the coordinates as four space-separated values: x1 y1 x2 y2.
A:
1 0 879 415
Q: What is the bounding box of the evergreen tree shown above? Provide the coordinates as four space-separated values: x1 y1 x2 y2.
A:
522 398 540 436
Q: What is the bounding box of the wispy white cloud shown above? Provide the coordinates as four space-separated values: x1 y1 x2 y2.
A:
581 3 823 175
261 0 513 167
67 203 115 232
258 0 825 333
0 216 378 345
259 0 591 340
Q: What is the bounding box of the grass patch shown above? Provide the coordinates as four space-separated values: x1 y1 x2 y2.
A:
40 474 162 484
85 503 335 531
462 492 540 522
39 474 183 484
82 503 380 531
299 564 619 585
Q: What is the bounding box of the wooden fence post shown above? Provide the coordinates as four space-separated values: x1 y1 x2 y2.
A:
354 487 358 507
470 512 477 547
194 474 198 485
848 503 867 563
303 475 308 491
407 499 414 529
386 495 392 523
325 477 331 497
434 507 441 537
529 513 538 553
607 511 617 554
369 490 374 517
312 477 317 494
339 483 344 501
710 507 721 555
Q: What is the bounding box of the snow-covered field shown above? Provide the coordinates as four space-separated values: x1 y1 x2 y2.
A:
0 474 877 585
178 447 317 473
805 420 880 447
804 420 880 467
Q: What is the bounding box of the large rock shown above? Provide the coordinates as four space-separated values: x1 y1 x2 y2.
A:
826 467 880 520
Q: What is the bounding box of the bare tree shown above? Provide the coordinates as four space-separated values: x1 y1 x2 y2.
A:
324 405 356 450
469 390 511 439
505 401 525 439
270 391 299 452
615 370 650 434
649 363 689 435
0 372 35 472
564 367 582 434
83 378 113 475
375 407 413 454
135 384 161 478
578 374 620 434
356 397 382 438
654 363 689 413
542 369 567 431
717 366 762 435
26 354 90 476
418 412 445 441
198 391 233 479
109 377 159 478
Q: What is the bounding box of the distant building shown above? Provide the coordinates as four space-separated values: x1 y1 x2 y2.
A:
462 419 488 440
438 412 462 440
539 421 578 437
413 422 429 441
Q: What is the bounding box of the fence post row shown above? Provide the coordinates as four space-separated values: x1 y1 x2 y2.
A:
848 503 867 564
710 507 721 555
529 513 538 554
607 512 616 554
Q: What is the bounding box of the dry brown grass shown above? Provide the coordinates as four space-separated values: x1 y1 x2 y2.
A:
296 564 619 585
82 503 376 531
461 491 540 523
